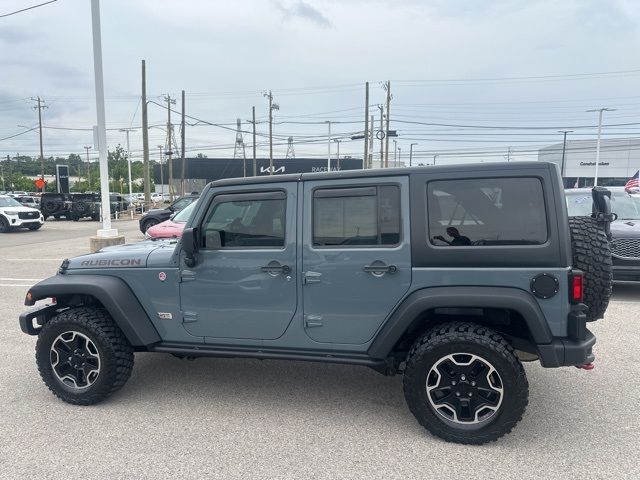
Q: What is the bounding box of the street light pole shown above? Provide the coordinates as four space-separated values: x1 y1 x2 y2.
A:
120 128 134 218
587 108 615 186
326 121 331 172
398 147 401 167
333 138 341 169
393 139 397 167
433 154 438 165
90 0 115 236
157 145 164 198
410 143 417 166
83 146 92 189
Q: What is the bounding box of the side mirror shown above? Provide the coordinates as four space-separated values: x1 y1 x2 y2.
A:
182 227 199 267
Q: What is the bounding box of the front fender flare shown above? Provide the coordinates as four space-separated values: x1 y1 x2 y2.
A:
24 274 161 346
368 286 554 359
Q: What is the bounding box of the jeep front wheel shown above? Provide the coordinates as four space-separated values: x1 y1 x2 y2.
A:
403 322 529 444
35 307 134 405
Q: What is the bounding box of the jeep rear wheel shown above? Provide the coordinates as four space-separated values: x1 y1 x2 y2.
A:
568 216 612 321
35 307 134 405
403 322 529 445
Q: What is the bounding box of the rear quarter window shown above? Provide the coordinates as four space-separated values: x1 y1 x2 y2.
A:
427 177 548 246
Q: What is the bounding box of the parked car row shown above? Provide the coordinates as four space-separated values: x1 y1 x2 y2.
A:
565 186 640 281
39 192 130 221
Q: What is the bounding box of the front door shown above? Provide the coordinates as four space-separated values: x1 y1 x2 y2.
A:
302 177 412 344
179 184 297 341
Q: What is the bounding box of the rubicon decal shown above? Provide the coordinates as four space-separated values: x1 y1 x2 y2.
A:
80 259 142 267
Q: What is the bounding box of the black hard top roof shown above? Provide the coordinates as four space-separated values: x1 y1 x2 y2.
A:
210 161 554 188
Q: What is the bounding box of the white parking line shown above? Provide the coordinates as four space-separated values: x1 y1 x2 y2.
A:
0 278 43 282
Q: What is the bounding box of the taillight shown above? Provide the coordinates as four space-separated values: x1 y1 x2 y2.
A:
570 271 583 304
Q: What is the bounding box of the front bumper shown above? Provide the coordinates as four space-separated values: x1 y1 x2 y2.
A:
19 303 60 335
4 215 44 227
612 256 640 281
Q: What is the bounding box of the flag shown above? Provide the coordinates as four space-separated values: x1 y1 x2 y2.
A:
625 170 639 192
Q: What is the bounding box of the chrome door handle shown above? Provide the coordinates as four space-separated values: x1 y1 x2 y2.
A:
363 264 397 274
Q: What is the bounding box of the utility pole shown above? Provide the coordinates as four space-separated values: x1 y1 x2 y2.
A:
141 60 150 207
410 143 417 166
369 115 374 169
84 146 92 188
398 147 401 167
364 82 369 169
378 105 384 168
31 96 47 191
334 138 341 169
558 130 573 181
180 90 186 196
383 81 391 168
264 91 278 175
251 106 257 176
587 108 615 186
506 146 512 162
119 128 134 218
163 94 176 200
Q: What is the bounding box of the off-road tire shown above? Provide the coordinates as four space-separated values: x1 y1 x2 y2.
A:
403 322 529 445
27 223 43 231
35 307 134 405
142 218 159 232
0 215 10 233
568 216 612 321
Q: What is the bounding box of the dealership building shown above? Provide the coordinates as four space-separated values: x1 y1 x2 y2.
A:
538 137 640 188
155 156 363 193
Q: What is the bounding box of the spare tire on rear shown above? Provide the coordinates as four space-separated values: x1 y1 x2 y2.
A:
568 216 612 321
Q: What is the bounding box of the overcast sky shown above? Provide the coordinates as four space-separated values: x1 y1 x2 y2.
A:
1 0 640 165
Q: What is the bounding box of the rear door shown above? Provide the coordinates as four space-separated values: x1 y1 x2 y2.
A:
302 176 411 344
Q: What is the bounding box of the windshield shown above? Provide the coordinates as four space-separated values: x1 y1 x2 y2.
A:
172 201 196 223
0 197 22 208
566 190 640 220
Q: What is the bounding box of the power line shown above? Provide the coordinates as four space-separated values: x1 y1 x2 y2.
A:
0 0 57 18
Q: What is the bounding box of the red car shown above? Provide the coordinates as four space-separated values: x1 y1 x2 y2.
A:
145 201 196 239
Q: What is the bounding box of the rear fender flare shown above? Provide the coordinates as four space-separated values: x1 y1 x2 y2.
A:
368 286 553 359
25 274 161 346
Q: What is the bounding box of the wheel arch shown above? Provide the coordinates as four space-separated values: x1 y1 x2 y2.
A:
368 286 553 359
25 274 161 347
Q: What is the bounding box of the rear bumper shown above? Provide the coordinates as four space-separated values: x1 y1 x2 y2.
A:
537 332 596 367
613 263 640 281
536 303 596 367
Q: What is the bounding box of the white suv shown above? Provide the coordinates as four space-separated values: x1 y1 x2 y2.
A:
0 195 44 232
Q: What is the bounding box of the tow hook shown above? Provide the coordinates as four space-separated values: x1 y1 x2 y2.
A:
576 362 595 370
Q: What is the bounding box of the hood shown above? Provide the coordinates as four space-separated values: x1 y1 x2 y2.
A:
611 220 640 239
0 206 40 214
146 219 186 239
66 239 174 270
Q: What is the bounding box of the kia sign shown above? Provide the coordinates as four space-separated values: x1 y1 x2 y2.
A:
158 157 363 184
56 165 70 193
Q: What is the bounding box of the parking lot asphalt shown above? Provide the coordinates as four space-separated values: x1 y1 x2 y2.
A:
1 220 639 480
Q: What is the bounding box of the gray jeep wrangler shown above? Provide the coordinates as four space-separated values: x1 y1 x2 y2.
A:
19 162 613 444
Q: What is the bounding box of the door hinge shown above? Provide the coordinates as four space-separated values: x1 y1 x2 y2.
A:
304 314 323 328
180 270 196 282
303 271 322 284
182 311 198 323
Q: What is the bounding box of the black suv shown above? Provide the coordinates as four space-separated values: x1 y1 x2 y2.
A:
139 195 199 232
566 187 640 281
